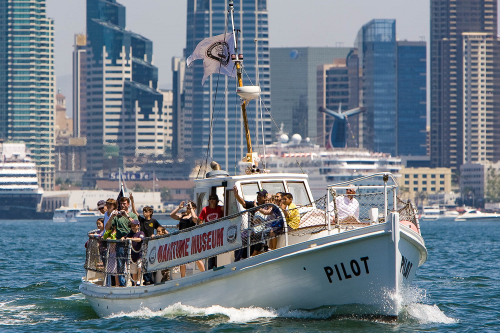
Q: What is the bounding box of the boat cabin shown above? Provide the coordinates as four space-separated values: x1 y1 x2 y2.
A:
193 172 315 218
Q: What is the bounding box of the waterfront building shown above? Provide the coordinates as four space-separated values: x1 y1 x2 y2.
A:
0 0 55 190
271 47 352 143
72 34 87 138
355 19 397 156
316 50 360 148
85 0 165 181
400 167 452 204
183 0 271 172
397 41 427 157
430 0 500 171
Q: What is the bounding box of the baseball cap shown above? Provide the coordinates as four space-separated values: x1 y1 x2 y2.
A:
131 219 140 225
97 200 106 209
256 189 268 197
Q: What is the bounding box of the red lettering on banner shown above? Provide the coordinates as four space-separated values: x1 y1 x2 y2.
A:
191 236 197 255
158 245 163 263
202 233 207 251
196 234 202 253
185 238 190 257
217 227 224 247
207 231 212 250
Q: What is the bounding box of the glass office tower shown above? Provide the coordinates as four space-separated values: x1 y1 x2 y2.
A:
85 0 164 179
397 41 427 157
184 0 271 174
356 19 397 156
0 0 55 190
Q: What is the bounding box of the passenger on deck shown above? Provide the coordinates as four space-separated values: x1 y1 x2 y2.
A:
94 218 105 237
155 226 171 283
281 193 300 229
122 220 145 286
105 196 138 286
170 201 205 277
103 199 117 226
102 225 118 286
232 186 268 258
328 185 359 223
129 193 162 237
97 200 107 215
267 193 284 250
199 194 224 269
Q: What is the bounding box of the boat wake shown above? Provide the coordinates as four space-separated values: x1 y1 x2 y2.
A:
105 288 457 325
106 302 338 323
398 285 457 324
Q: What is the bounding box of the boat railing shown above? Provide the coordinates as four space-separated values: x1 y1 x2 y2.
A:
326 172 420 232
83 188 419 286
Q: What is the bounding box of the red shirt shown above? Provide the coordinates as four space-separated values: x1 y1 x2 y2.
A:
199 205 224 223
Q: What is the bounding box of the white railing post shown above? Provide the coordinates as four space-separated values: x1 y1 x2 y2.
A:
126 240 132 286
384 178 388 222
326 188 331 234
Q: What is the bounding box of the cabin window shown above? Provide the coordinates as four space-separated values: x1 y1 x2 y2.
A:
196 192 207 215
225 189 238 216
286 181 311 206
215 186 225 206
240 182 259 201
261 181 285 196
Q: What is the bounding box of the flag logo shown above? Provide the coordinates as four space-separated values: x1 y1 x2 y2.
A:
206 41 231 66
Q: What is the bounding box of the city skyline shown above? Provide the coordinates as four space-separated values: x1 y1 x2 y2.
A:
46 0 430 114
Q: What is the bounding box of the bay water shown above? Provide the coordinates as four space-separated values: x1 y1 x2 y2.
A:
0 219 498 332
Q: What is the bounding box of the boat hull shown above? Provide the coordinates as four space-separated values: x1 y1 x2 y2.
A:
80 222 426 318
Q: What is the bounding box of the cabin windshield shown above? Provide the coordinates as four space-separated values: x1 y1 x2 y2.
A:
261 181 285 195
286 181 311 206
241 182 259 201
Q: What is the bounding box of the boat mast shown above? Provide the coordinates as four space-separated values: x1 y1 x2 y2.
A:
228 0 253 163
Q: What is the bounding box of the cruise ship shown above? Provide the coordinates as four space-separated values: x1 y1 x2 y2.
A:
0 142 43 219
240 134 402 199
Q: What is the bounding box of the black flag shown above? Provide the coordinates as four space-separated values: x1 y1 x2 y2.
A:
116 188 124 211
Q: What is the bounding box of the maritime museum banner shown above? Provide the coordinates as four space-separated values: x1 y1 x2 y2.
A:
146 218 242 271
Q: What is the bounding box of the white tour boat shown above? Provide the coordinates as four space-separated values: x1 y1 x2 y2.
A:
454 209 500 222
79 1 427 319
53 207 103 223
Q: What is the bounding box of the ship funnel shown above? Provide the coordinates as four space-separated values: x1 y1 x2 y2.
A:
206 160 229 178
237 86 261 101
210 161 221 171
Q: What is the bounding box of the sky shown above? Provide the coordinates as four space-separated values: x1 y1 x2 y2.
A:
46 0 430 112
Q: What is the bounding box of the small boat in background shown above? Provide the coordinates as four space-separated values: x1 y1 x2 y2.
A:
454 209 500 222
420 205 459 221
53 207 103 223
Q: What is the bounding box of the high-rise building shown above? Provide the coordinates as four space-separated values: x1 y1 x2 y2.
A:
397 41 427 157
172 57 186 158
184 0 271 173
85 0 165 179
356 19 397 156
316 50 360 148
0 0 55 190
430 0 500 171
271 47 352 142
160 89 173 157
72 34 87 138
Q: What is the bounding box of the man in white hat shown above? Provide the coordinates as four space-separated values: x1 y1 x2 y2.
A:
328 184 359 223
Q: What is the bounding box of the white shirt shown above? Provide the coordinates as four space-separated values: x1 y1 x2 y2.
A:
329 195 359 220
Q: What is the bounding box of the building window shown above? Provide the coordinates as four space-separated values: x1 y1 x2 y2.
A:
440 187 445 191
422 181 427 185
422 187 427 192
431 174 436 178
405 174 409 179
405 181 409 185
431 187 436 191
413 174 418 178
440 175 445 178
422 174 427 178
431 181 436 185
440 181 444 185
413 187 418 192
414 181 418 185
